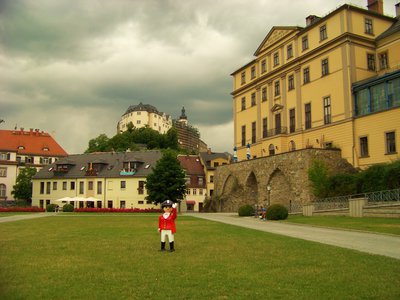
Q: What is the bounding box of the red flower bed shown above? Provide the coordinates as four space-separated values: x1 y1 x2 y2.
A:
0 207 45 212
73 207 162 213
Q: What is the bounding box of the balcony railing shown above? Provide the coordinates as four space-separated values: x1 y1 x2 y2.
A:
264 126 288 138
120 169 136 176
85 169 98 176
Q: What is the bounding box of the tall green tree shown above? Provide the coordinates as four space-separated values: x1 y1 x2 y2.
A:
85 134 111 153
12 167 37 202
145 150 187 204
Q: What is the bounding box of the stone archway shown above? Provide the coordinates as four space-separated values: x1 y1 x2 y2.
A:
222 174 237 195
245 171 258 204
267 168 294 207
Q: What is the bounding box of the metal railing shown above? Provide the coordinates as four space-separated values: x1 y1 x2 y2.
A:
265 127 288 137
312 189 400 211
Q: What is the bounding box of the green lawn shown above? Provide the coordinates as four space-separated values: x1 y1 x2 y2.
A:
0 215 399 299
284 215 400 235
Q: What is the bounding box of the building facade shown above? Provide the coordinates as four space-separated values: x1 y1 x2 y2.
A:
174 107 208 153
31 151 162 210
231 1 400 169
0 129 68 201
117 102 172 134
199 149 231 199
177 154 207 212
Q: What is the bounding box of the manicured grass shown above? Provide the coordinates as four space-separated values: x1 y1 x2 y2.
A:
0 215 399 299
284 215 400 235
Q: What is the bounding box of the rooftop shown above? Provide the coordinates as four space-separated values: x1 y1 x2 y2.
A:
0 129 68 157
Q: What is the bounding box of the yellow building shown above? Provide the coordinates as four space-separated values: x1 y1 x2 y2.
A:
31 151 162 210
199 149 231 198
231 1 400 168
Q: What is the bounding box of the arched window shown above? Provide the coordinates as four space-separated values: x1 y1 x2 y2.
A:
0 184 6 197
269 144 275 155
289 140 296 151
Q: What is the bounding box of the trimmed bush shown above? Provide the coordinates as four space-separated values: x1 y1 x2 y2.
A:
266 204 288 220
238 204 254 217
63 204 74 212
46 204 57 212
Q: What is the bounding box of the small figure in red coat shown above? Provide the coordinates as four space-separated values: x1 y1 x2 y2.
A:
158 200 178 252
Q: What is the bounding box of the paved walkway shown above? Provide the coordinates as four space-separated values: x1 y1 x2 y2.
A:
0 212 51 223
2 212 400 260
186 213 400 260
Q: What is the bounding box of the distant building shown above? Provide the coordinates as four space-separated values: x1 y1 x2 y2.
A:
231 1 400 168
0 128 68 201
177 154 207 212
174 107 208 153
117 102 172 134
31 151 162 210
199 149 231 198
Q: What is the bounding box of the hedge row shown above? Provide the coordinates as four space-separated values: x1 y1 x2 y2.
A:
0 207 44 212
73 208 162 213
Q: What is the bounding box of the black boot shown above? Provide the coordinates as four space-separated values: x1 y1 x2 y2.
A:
160 242 166 251
169 241 175 252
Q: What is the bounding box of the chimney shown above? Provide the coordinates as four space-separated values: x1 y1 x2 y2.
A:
306 15 320 26
396 2 400 17
367 0 384 15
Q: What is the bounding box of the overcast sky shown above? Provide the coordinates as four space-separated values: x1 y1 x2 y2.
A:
0 0 398 154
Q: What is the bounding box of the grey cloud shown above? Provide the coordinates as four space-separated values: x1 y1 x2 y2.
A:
2 0 387 154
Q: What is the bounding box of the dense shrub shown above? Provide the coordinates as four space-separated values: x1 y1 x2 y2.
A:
266 204 288 220
357 164 387 193
46 204 58 212
308 160 329 198
384 160 400 189
62 204 74 212
0 207 44 212
326 173 358 197
309 159 400 198
238 204 254 217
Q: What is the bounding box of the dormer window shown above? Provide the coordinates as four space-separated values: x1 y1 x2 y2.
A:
56 164 69 172
18 146 25 150
43 147 49 151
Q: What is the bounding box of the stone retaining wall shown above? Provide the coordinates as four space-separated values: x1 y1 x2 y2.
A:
214 148 354 212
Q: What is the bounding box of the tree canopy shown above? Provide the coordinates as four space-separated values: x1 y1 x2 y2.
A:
85 126 179 153
145 150 187 204
12 167 37 202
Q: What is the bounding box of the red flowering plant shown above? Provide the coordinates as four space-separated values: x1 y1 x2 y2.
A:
73 207 162 213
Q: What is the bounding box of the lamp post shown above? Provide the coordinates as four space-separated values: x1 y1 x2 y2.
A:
267 184 271 207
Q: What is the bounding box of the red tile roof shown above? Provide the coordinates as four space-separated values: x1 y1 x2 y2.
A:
0 129 68 157
177 155 204 175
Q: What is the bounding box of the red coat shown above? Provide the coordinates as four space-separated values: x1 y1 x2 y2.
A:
158 208 177 233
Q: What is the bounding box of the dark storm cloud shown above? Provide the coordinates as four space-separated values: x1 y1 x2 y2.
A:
1 0 397 153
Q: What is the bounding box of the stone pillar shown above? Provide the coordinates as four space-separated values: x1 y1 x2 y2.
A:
349 197 366 217
303 204 314 216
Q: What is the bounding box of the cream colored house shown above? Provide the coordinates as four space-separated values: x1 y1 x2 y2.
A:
231 1 400 169
117 102 172 134
0 129 67 201
31 151 162 209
